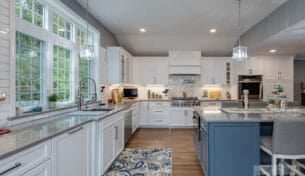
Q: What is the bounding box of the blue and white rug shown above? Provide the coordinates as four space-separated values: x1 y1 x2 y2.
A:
104 148 172 176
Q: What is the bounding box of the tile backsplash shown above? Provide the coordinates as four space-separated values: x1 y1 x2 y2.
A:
105 75 237 101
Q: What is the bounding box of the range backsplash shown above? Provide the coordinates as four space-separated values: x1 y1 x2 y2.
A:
168 75 201 98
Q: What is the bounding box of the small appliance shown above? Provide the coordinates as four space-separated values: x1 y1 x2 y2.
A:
123 88 138 98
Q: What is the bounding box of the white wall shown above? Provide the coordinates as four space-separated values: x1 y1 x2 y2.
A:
0 0 13 125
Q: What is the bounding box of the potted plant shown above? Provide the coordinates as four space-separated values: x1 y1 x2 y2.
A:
48 93 58 109
268 98 279 109
277 85 284 94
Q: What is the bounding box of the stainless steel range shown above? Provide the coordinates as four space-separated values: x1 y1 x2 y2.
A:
171 97 200 107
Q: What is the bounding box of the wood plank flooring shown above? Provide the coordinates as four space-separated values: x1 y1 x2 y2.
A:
126 128 204 176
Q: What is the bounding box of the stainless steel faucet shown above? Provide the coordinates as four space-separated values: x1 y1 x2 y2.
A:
78 77 97 110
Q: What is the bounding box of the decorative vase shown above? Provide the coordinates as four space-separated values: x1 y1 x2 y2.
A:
49 101 56 109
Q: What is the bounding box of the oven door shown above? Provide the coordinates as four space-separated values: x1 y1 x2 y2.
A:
192 111 200 139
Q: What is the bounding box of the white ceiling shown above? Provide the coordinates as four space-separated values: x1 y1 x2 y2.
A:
78 0 287 56
249 20 305 57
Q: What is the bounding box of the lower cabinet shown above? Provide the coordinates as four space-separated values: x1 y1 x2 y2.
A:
170 108 194 127
198 122 260 176
52 124 90 176
139 101 170 127
0 142 51 176
101 112 125 175
22 160 51 176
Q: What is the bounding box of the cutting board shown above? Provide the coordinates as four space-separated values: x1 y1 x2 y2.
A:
209 90 222 100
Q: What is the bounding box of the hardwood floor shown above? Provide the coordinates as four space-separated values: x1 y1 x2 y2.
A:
126 128 204 176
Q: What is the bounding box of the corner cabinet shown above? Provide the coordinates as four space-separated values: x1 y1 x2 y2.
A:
106 47 133 84
133 57 169 85
52 124 91 176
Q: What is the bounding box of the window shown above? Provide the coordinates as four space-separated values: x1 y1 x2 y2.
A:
53 45 71 102
16 0 44 27
15 0 99 111
52 12 72 40
78 28 94 100
16 32 43 108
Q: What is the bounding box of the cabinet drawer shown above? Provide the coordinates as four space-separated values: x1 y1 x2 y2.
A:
102 111 124 129
0 142 51 176
149 102 170 107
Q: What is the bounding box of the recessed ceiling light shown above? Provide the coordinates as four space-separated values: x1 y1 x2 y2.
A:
269 49 277 53
210 29 216 33
139 28 146 33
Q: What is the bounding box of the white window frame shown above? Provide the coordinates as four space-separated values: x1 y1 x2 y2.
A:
13 0 100 112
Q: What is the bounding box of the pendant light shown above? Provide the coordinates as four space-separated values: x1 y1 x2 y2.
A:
232 0 248 62
79 0 95 59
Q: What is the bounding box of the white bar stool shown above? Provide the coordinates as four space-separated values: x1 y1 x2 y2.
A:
260 118 305 176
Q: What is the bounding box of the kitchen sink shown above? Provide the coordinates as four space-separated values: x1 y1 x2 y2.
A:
82 107 114 112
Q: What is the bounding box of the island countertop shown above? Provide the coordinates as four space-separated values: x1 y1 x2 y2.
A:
193 107 305 123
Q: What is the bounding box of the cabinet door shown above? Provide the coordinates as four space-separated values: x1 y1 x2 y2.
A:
201 59 215 84
170 109 186 127
140 102 150 125
102 126 115 172
133 59 155 84
154 59 169 84
22 160 51 176
213 59 227 85
52 126 89 176
114 119 124 157
185 110 194 127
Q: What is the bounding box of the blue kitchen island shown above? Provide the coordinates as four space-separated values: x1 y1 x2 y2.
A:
193 107 305 176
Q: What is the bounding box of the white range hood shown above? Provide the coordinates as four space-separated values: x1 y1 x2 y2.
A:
168 51 201 74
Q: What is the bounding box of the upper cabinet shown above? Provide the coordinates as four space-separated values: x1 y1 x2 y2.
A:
262 56 294 80
169 51 201 74
133 57 169 85
106 47 133 84
201 57 233 85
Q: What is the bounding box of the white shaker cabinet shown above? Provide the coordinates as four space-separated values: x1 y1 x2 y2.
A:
170 108 194 127
22 160 51 176
140 101 150 126
133 57 169 85
0 142 51 176
101 112 124 174
201 57 231 85
52 125 90 176
107 47 133 84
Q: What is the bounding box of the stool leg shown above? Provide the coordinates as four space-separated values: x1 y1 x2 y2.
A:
280 159 284 176
272 156 277 176
290 160 296 176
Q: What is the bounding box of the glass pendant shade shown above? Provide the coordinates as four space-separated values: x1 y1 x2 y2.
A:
232 45 248 62
80 44 95 59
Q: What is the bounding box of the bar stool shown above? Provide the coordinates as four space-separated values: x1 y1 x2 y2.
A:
260 118 305 176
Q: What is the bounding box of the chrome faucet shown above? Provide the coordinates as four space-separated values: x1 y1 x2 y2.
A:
78 77 97 110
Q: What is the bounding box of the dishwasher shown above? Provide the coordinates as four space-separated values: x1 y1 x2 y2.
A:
124 108 133 145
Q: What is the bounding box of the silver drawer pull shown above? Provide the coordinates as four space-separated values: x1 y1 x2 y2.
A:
68 126 83 135
0 162 22 175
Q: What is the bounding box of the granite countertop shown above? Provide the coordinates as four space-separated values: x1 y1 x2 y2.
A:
0 102 135 160
194 107 305 123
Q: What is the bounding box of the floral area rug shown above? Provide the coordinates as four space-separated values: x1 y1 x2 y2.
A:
104 148 172 176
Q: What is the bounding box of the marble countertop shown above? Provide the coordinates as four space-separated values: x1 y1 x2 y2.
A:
194 107 305 123
0 102 134 160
